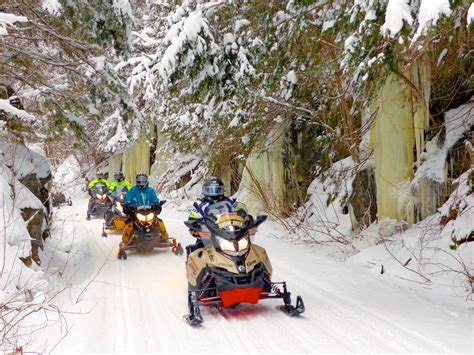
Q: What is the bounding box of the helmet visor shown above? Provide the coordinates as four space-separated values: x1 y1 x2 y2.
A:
136 174 148 188
203 185 224 197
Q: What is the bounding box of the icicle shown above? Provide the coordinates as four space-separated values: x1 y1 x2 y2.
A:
373 73 415 223
123 134 151 182
107 153 123 183
236 124 286 215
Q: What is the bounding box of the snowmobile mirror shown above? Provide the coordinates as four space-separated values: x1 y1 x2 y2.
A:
184 220 200 229
193 202 204 215
254 214 268 227
159 200 166 207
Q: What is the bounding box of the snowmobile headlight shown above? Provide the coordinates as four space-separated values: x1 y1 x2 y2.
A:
136 213 147 222
216 236 235 252
145 212 155 222
237 237 249 251
115 201 123 213
96 193 102 199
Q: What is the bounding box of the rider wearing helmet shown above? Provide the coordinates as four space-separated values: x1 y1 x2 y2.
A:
186 177 244 254
188 177 234 221
122 173 169 244
86 172 110 219
87 172 109 190
124 173 159 206
109 172 132 192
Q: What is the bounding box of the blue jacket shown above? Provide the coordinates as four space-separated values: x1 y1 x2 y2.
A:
124 186 160 206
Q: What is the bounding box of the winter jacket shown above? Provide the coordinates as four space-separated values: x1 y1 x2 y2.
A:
88 178 109 190
109 180 132 192
124 186 160 206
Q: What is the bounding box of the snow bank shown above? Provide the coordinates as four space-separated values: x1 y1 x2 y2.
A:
285 156 355 257
53 155 84 197
350 168 473 295
0 166 51 352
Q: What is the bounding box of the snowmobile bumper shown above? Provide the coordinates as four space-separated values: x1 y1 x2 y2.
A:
118 233 183 258
219 286 263 307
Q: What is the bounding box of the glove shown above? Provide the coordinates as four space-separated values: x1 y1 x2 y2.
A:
153 203 162 214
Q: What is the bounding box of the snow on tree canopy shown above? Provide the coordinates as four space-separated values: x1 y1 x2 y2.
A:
0 99 35 121
413 0 451 42
467 3 474 26
381 0 413 37
158 8 214 87
41 0 62 16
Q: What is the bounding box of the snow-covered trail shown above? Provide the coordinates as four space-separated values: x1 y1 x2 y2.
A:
45 197 473 353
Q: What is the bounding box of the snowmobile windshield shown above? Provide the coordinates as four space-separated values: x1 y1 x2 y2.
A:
207 212 250 256
204 200 233 217
205 212 248 239
92 183 107 195
113 185 128 199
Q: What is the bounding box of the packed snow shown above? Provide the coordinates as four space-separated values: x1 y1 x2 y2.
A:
30 194 472 353
14 154 468 352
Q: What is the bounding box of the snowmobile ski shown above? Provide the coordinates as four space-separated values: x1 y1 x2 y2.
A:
277 295 305 316
183 313 203 326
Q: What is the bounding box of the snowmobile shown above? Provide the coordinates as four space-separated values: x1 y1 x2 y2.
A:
117 200 183 259
102 185 129 237
51 192 73 207
183 202 305 326
86 183 111 220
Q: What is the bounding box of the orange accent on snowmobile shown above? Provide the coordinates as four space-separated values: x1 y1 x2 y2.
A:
113 217 127 230
218 287 263 308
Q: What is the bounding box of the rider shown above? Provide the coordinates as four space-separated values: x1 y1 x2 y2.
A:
121 173 169 244
186 177 247 254
104 172 131 227
109 171 131 193
87 172 109 191
87 172 109 220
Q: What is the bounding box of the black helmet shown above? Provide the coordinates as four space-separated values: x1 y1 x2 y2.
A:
136 173 148 189
114 172 125 181
202 177 225 199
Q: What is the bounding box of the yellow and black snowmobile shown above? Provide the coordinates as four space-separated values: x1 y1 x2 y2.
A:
102 185 129 237
117 200 183 259
183 203 304 326
87 183 112 220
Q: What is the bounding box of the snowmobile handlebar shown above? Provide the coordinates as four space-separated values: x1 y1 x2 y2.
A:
187 202 267 239
123 200 166 215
